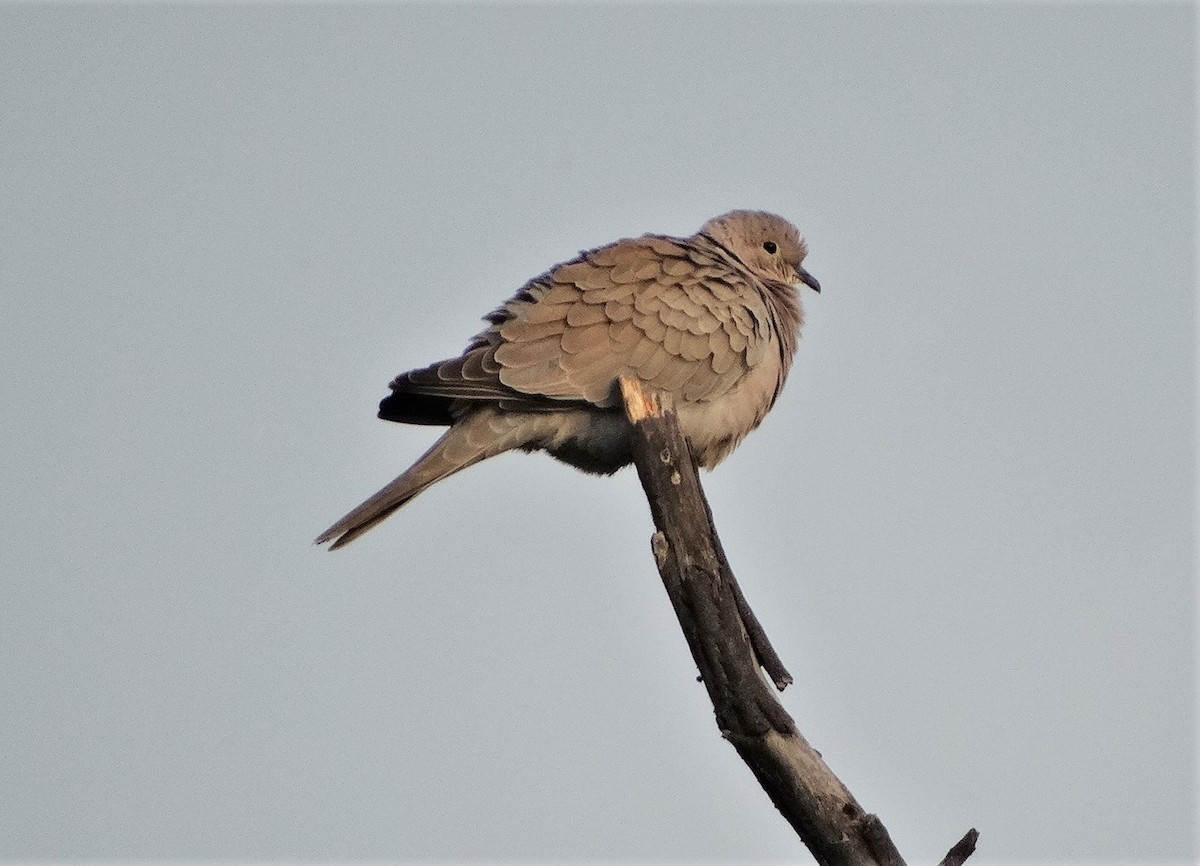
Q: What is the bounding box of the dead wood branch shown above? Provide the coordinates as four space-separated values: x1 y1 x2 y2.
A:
618 375 976 866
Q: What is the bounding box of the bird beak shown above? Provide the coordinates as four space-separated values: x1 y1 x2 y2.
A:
798 268 821 293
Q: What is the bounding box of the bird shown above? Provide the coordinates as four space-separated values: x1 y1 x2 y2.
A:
316 210 820 549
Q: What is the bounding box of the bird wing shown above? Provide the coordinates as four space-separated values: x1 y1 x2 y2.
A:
494 235 773 407
382 235 774 420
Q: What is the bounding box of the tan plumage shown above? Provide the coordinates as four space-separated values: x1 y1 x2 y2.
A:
316 210 820 549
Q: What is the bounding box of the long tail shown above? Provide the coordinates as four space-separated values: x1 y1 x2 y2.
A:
315 412 518 549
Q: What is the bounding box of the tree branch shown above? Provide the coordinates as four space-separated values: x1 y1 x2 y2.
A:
618 376 976 866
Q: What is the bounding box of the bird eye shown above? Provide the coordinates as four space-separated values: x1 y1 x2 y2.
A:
762 241 778 254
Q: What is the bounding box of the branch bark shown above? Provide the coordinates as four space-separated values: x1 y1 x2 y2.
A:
618 376 976 866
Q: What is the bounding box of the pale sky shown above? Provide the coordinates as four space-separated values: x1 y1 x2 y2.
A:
0 3 1194 863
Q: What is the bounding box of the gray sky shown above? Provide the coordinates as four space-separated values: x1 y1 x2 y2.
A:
0 3 1194 863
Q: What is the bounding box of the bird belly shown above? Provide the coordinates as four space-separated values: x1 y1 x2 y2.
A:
675 350 784 469
516 408 634 475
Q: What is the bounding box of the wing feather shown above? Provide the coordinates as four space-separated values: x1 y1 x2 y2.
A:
383 233 775 421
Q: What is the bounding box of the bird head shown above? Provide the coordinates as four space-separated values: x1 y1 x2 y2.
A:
700 210 820 293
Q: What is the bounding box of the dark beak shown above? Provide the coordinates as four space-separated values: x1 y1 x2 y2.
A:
799 268 821 293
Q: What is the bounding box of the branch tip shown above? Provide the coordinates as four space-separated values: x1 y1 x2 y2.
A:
618 375 664 422
937 828 979 866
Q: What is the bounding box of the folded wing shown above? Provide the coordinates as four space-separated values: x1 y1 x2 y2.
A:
378 234 772 424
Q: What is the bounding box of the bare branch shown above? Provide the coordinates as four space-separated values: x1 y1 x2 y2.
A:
937 829 980 866
617 376 977 866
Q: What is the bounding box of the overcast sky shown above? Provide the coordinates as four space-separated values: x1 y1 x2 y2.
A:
1 3 1194 864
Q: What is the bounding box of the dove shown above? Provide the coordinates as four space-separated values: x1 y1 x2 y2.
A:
317 210 819 549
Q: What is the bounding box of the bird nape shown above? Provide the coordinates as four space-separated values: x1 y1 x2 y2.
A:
316 210 819 550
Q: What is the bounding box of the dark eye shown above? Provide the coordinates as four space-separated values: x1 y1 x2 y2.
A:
762 241 778 254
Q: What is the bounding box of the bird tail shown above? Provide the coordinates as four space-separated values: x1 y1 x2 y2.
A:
315 412 514 550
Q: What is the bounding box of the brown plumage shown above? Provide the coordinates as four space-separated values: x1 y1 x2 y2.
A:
316 210 819 549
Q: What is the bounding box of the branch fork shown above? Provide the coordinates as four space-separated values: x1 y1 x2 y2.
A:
617 375 976 866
